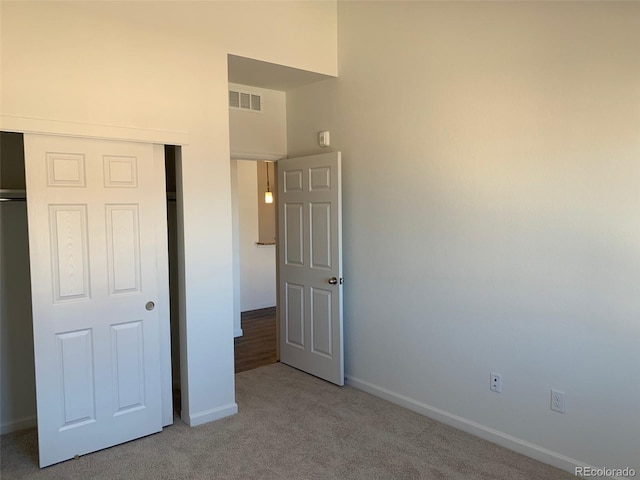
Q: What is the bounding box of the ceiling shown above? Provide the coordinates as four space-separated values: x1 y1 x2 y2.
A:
227 55 334 92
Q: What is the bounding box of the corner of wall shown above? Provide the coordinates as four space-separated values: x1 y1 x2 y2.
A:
186 403 238 427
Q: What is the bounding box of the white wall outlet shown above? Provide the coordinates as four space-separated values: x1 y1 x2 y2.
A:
551 389 565 413
490 372 502 393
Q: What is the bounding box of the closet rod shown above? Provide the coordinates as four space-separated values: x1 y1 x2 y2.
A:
0 189 26 202
0 190 178 202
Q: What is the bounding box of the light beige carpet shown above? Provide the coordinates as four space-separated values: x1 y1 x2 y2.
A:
1 363 573 479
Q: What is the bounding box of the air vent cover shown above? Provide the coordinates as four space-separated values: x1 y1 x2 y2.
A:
229 90 240 108
240 92 251 109
229 89 262 112
251 95 261 111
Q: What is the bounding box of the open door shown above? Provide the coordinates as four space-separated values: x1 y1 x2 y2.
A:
277 152 344 385
24 134 167 467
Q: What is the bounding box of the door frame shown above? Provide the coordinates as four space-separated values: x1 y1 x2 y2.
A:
0 114 188 428
230 152 343 379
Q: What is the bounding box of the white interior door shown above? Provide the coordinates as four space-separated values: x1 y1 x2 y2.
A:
278 152 344 385
24 134 167 467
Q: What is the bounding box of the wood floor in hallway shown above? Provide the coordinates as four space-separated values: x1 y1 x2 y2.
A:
234 307 277 373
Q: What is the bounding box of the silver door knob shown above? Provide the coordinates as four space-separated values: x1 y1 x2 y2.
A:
328 277 338 285
145 301 155 311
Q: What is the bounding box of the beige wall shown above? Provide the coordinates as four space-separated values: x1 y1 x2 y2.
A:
287 1 640 473
0 0 336 427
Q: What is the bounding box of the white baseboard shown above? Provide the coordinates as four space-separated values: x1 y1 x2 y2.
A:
0 415 37 435
1 404 239 433
186 403 238 427
234 328 243 338
345 375 611 479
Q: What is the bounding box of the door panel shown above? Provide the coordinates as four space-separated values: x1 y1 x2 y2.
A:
106 204 141 294
284 203 304 265
278 152 343 385
310 202 331 269
57 330 95 429
24 134 166 467
49 205 91 301
285 282 305 348
311 287 332 357
111 320 145 414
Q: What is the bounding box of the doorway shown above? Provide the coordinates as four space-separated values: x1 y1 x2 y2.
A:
231 159 278 373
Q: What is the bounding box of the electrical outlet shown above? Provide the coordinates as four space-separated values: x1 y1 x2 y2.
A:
551 390 565 413
490 372 502 393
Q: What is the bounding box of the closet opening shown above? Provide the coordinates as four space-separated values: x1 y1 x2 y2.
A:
164 144 182 416
0 131 36 435
0 132 182 434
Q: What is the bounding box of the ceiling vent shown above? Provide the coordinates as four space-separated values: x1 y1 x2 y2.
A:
229 89 262 112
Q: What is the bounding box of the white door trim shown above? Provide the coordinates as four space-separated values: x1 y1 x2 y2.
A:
0 115 189 146
230 151 284 161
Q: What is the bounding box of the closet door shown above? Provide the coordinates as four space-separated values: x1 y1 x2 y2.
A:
24 134 166 467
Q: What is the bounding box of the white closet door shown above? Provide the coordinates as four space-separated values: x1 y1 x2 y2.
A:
24 134 165 467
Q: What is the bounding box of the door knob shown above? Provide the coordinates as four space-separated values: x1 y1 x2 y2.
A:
328 277 338 285
145 301 155 311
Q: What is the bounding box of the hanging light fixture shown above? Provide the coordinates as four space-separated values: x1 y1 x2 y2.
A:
264 162 273 204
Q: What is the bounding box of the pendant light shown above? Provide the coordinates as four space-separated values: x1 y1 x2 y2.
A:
264 162 273 204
